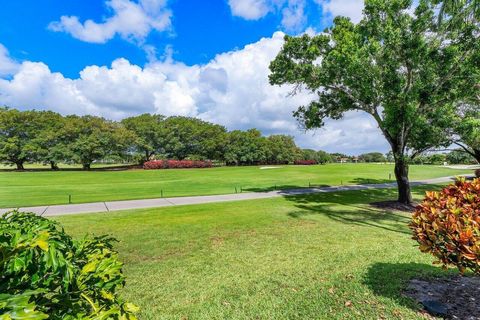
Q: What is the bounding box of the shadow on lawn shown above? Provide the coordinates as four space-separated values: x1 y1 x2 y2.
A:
242 184 331 192
363 262 457 310
282 185 445 235
351 177 392 185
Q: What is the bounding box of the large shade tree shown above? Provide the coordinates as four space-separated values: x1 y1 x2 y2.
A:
453 104 480 163
162 117 227 160
0 108 39 170
67 115 134 170
122 113 165 164
269 0 480 204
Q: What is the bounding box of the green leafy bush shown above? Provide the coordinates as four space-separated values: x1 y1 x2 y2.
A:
0 211 138 319
410 178 480 274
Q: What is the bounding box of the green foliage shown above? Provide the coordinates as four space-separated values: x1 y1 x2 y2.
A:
0 108 309 168
299 149 332 164
0 108 46 170
225 129 268 165
266 135 299 164
446 149 476 164
122 114 165 163
269 0 480 203
410 178 480 274
162 116 227 161
358 152 386 163
67 115 136 170
0 211 138 319
453 105 480 163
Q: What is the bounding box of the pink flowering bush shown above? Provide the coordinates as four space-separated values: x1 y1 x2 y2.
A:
144 160 213 169
294 160 317 165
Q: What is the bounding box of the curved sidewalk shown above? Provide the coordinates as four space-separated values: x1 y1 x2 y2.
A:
0 175 469 217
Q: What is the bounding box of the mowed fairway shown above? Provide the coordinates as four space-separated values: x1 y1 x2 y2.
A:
54 186 456 320
0 164 470 207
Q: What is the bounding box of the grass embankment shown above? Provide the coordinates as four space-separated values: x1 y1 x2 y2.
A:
0 163 469 208
55 185 457 320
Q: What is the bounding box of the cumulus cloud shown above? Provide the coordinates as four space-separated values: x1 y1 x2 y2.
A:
48 0 172 43
0 33 387 154
315 0 364 23
227 0 271 20
227 0 307 31
0 44 19 77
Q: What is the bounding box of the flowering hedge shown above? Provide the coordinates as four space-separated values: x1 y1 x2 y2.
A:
144 160 213 169
294 160 318 165
410 178 480 274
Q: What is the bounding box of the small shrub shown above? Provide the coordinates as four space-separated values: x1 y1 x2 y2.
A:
410 178 480 274
144 160 213 169
294 160 317 165
475 168 480 178
0 211 138 319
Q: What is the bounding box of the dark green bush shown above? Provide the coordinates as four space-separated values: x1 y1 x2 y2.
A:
0 211 138 319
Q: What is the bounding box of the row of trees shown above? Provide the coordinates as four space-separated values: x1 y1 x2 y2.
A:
269 0 480 204
0 108 335 170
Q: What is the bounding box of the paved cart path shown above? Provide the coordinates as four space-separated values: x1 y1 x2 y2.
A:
0 175 471 217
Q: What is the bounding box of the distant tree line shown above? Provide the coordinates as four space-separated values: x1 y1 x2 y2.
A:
0 108 335 170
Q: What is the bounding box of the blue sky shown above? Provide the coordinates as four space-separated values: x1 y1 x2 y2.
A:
0 0 329 77
0 0 387 154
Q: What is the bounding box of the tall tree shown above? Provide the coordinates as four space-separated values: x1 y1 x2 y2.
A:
269 0 480 204
225 129 269 165
162 117 227 160
122 113 165 164
266 135 299 164
0 108 40 170
453 104 480 163
67 116 134 170
32 111 66 170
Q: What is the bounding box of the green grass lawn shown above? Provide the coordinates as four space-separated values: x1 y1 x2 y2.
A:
0 163 470 208
54 186 458 320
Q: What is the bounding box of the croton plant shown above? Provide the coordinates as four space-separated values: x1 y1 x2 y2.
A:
410 178 480 274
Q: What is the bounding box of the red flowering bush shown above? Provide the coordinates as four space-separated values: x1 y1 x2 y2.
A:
144 160 213 169
294 160 317 165
410 178 480 274
475 169 480 178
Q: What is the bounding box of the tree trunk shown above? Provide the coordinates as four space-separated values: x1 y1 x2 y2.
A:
474 149 480 164
394 157 413 205
15 161 24 170
50 161 59 170
82 163 91 170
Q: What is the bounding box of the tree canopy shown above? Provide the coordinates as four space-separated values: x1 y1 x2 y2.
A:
0 108 328 169
269 0 480 203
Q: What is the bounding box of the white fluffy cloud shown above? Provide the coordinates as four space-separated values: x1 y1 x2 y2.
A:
315 0 364 23
228 0 307 31
227 0 365 30
227 0 271 20
0 34 387 154
0 44 19 77
48 0 172 43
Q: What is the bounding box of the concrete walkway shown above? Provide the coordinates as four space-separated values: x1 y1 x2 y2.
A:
0 175 470 217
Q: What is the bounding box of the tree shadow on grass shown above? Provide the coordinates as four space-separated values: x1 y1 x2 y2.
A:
350 177 393 185
363 262 457 311
282 185 446 235
241 184 331 193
